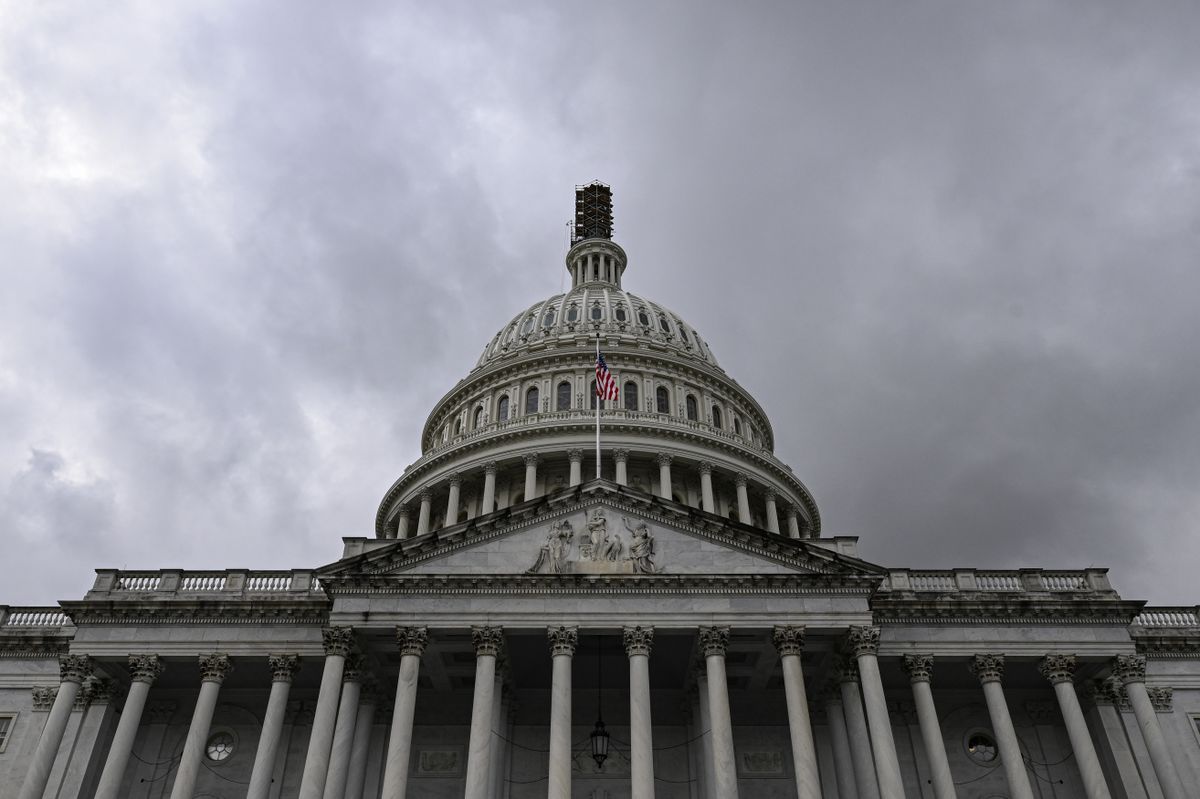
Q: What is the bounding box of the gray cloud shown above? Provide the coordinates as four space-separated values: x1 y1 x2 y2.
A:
1 1 1198 604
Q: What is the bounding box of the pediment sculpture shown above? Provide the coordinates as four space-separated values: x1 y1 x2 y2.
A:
527 509 661 575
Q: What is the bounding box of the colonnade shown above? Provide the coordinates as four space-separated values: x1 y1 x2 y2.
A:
18 635 1188 799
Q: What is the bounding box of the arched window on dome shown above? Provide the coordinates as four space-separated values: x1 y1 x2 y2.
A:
590 380 598 410
522 316 535 335
686 394 698 421
556 381 571 411
677 323 690 344
543 308 556 328
525 386 540 415
623 381 639 412
733 416 742 436
591 304 603 321
637 309 650 327
454 417 462 436
659 315 671 334
712 405 723 430
656 386 670 414
615 305 627 323
498 395 510 422
473 406 484 430
567 304 579 323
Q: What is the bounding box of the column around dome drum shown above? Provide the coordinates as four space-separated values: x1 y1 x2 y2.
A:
699 462 715 513
657 453 673 499
734 473 752 524
613 449 629 486
416 491 432 536
764 489 780 534
481 462 497 515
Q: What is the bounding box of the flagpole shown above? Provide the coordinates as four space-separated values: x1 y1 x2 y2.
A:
595 333 601 480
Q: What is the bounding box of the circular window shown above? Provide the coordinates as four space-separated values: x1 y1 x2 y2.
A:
965 731 998 765
206 730 235 762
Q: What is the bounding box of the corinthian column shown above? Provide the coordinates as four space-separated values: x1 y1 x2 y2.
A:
169 654 234 799
416 490 433 535
547 626 578 799
247 654 301 799
901 655 955 799
763 491 780 534
625 626 656 799
847 626 905 798
657 453 673 499
1112 654 1186 799
523 454 540 499
464 626 503 799
323 656 365 799
835 656 880 799
698 462 715 512
19 655 92 799
298 627 356 799
969 654 1033 799
699 626 739 799
568 450 583 487
446 473 462 525
734 473 751 523
381 626 428 799
94 655 165 799
773 626 820 799
822 688 859 799
481 462 498 514
614 449 629 485
1038 655 1111 799
345 677 379 799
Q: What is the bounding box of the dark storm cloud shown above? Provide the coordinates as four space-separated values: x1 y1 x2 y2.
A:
1 1 1197 604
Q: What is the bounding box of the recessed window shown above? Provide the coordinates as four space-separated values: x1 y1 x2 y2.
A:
473 406 484 429
567 305 579 323
590 304 603 321
734 417 742 435
453 418 462 435
712 406 723 429
0 714 14 753
624 381 639 412
638 309 650 327
206 730 235 762
677 323 690 344
658 315 671 333
556 381 572 411
543 308 556 327
686 395 698 421
965 731 998 765
656 386 670 414
525 387 540 415
521 316 535 334
590 380 599 410
615 306 627 322
498 395 510 422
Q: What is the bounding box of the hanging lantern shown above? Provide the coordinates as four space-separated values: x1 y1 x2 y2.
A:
590 717 610 768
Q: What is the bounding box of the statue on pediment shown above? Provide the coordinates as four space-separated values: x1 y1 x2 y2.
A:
624 517 658 573
527 519 575 574
583 509 609 561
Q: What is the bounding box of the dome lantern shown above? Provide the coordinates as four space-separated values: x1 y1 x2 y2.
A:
567 181 627 289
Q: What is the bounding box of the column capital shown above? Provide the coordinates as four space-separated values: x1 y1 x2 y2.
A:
1038 653 1077 685
472 625 504 657
59 654 92 684
547 625 578 657
613 448 629 462
268 654 301 683
1086 677 1130 710
734 472 748 488
322 626 356 657
623 625 655 657
1148 686 1174 712
395 503 410 518
419 489 433 503
969 653 1005 684
448 472 463 488
833 655 860 684
901 654 934 683
656 452 674 466
31 686 57 710
483 460 498 475
522 453 541 467
199 653 234 684
567 449 584 463
1112 653 1147 684
698 461 714 476
846 625 881 657
785 504 799 519
763 488 776 502
342 654 366 683
80 676 121 707
129 654 165 685
771 625 805 656
396 626 429 657
698 626 730 657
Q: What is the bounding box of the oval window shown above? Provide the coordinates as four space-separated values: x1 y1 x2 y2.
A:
206 731 235 762
966 732 999 764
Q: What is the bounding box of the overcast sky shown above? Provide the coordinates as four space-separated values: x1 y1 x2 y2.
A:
2 2 1198 606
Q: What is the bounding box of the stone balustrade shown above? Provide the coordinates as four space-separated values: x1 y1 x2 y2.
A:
0 606 71 628
881 568 1115 595
1132 607 1200 628
89 569 322 597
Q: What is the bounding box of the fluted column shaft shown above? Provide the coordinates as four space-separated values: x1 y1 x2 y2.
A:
19 655 91 799
548 626 577 799
902 655 955 799
170 654 233 799
247 657 301 799
416 492 432 535
299 628 355 799
970 655 1034 799
773 627 820 799
445 477 461 525
95 655 164 799
734 475 751 524
381 627 428 799
568 451 583 487
837 661 881 799
1114 655 1186 799
849 627 906 798
699 464 715 512
1040 655 1110 799
786 507 801 538
697 673 717 799
764 492 780 534
657 454 673 499
614 450 629 486
824 694 859 799
700 627 739 799
625 627 655 799
523 455 539 500
323 660 363 799
395 506 410 539
464 626 502 799
345 690 378 799
481 464 497 514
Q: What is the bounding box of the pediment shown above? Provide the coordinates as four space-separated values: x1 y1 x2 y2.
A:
321 482 884 583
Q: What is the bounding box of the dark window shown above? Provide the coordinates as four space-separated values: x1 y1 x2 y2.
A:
498 395 510 421
624 381 639 411
678 324 690 343
590 380 598 409
474 406 484 429
454 418 462 435
556 381 571 411
615 306 627 322
733 417 742 435
656 386 670 414
712 406 723 429
543 308 556 327
686 395 698 421
659 315 671 333
591 304 603 321
522 316 535 334
567 305 579 322
525 387 539 414
638 309 650 327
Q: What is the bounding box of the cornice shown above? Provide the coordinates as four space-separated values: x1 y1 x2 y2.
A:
872 598 1146 626
59 599 331 626
0 639 71 659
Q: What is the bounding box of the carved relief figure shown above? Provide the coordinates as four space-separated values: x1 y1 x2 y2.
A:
623 518 658 573
585 508 609 561
527 519 575 574
602 532 623 561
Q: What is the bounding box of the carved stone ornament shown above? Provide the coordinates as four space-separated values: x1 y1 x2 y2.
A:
59 654 92 684
483 461 498 475
548 625 579 657
526 511 661 575
1038 654 1077 685
397 626 429 657
613 448 629 463
623 625 654 657
698 461 713 476
833 656 860 684
31 686 57 711
846 626 881 657
969 654 1005 684
129 654 165 684
199 653 234 683
656 452 673 467
80 677 122 706
472 625 504 657
322 626 356 658
1086 678 1131 711
1025 700 1058 724
772 626 805 656
1112 654 1147 685
523 453 541 467
1147 686 1174 713
268 654 301 683
698 626 730 657
342 654 365 683
568 449 584 463
901 654 934 683
734 472 748 488
146 700 177 723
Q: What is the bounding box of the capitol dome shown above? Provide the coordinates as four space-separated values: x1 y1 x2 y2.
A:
375 183 819 540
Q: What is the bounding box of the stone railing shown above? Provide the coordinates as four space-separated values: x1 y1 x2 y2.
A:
0 606 71 628
1132 607 1200 628
91 569 322 597
881 568 1112 595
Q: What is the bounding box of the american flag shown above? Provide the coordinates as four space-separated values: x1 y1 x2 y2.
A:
595 352 619 400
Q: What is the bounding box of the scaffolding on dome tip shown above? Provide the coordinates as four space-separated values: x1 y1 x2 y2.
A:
573 181 613 242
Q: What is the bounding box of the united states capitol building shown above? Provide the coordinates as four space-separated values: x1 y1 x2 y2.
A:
3 184 1199 799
